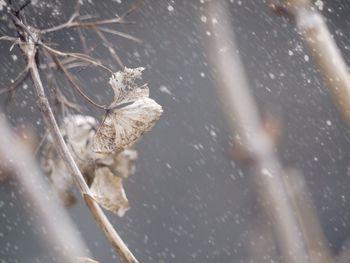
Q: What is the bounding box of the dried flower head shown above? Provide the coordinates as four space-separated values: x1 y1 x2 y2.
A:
92 67 163 154
43 114 137 216
90 167 129 216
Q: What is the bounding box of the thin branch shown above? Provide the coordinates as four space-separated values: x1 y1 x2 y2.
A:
93 27 124 68
41 2 140 34
40 0 81 34
205 2 310 262
43 54 82 113
97 27 142 43
77 27 89 53
284 169 334 263
33 129 49 156
39 45 100 71
0 65 29 96
41 43 113 74
0 35 19 42
0 116 90 263
22 22 139 263
16 0 32 12
269 0 350 128
51 54 107 110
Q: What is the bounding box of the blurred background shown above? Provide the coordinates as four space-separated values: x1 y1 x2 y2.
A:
1 0 350 262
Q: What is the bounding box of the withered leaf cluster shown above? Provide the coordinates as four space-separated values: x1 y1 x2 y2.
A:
42 68 162 216
92 67 163 153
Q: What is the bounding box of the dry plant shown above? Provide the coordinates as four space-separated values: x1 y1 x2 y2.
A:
0 0 163 262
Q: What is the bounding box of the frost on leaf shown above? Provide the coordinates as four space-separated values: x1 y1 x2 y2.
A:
90 167 129 216
92 67 163 154
42 114 137 215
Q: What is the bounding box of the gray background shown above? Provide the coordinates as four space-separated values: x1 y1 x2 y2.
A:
1 0 350 262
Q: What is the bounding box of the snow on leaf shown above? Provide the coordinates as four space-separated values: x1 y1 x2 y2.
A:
92 67 163 154
90 167 129 216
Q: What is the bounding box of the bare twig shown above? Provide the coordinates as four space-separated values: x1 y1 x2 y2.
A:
269 0 350 128
51 54 107 110
40 0 81 33
0 35 19 42
43 54 81 114
39 45 100 71
0 116 90 263
93 27 124 67
97 27 142 43
205 2 309 262
41 1 141 34
77 27 89 53
0 65 29 96
41 43 113 74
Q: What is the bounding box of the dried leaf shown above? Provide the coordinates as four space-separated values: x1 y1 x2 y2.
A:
96 148 138 178
43 154 76 206
109 67 147 102
90 167 129 216
43 116 96 203
92 67 163 154
42 112 139 214
42 115 97 203
61 115 97 164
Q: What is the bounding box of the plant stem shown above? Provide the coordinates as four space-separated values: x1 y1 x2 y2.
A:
23 25 139 263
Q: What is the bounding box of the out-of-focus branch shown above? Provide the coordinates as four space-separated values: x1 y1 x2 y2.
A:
205 2 309 262
0 115 89 263
284 169 333 263
268 0 350 128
